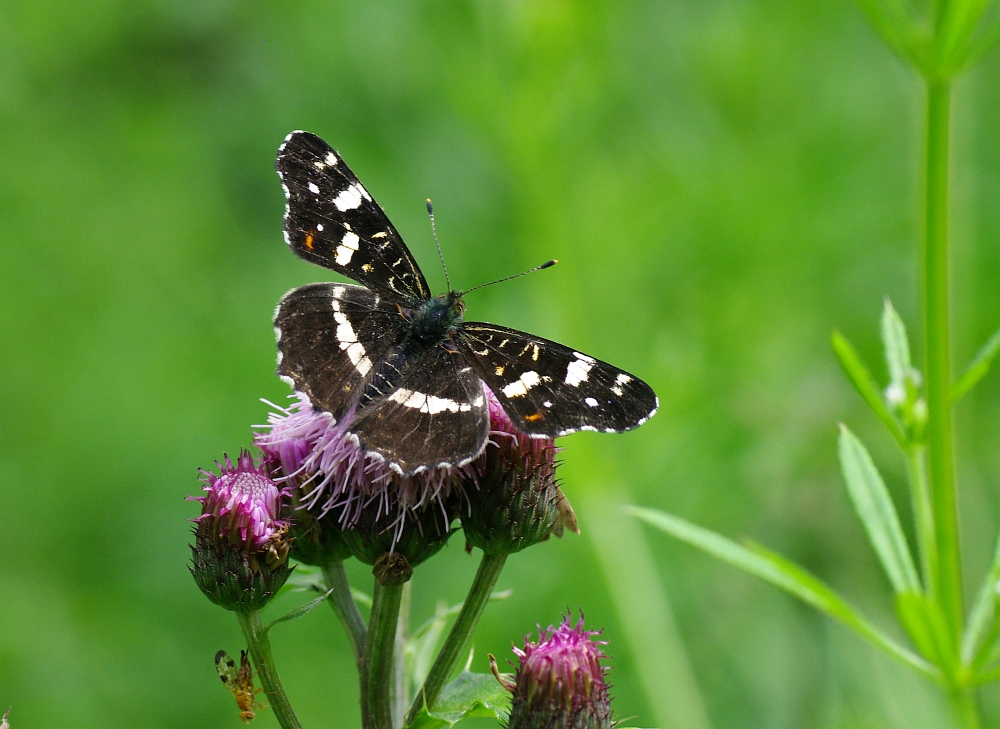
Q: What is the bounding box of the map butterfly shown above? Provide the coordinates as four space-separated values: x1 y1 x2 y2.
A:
275 131 658 475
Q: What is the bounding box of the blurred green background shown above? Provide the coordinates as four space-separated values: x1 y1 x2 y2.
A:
3 0 1000 727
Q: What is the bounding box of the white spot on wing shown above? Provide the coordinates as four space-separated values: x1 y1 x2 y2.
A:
325 151 338 166
532 344 539 361
543 400 552 408
501 370 541 398
335 231 360 265
585 397 599 407
333 307 372 376
389 389 472 413
316 223 324 231
564 353 594 387
308 182 320 195
333 183 366 211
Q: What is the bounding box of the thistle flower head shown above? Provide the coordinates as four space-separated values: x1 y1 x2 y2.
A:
255 395 475 531
194 450 289 552
255 383 569 566
189 450 292 611
507 613 613 729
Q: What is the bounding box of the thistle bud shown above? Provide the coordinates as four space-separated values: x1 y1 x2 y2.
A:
504 614 613 729
189 450 292 611
341 493 459 575
461 387 565 555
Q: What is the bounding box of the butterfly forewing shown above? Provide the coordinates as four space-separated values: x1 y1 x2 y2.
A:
275 283 409 420
351 346 489 473
277 131 430 302
457 323 658 437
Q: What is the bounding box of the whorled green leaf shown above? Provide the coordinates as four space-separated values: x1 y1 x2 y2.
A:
838 425 921 595
896 591 954 668
831 330 908 448
406 671 511 729
627 506 938 679
952 326 1000 402
881 298 912 386
262 589 333 638
853 0 929 71
963 530 1000 666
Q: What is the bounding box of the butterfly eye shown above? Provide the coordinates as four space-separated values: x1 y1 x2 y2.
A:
456 299 466 314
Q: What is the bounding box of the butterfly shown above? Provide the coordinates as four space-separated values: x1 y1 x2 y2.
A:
216 650 264 724
274 131 658 475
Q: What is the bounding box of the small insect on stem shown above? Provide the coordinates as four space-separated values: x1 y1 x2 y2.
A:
216 649 266 724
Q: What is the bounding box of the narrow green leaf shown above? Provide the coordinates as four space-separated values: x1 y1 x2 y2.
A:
831 330 908 448
938 0 992 69
881 298 912 386
963 530 1000 664
262 589 333 638
627 506 938 679
838 426 921 594
952 326 1000 402
896 592 954 667
955 12 1000 69
406 671 511 729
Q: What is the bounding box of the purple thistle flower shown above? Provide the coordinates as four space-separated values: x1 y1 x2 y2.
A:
189 450 292 611
255 394 476 531
193 450 290 553
504 613 613 729
256 385 573 564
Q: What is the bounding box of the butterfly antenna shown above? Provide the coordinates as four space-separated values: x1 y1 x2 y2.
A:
460 259 558 296
426 199 451 291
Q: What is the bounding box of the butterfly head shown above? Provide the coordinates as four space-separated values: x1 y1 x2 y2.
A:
409 290 466 346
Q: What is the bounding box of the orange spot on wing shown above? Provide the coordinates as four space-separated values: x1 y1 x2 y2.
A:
524 413 544 422
304 232 315 250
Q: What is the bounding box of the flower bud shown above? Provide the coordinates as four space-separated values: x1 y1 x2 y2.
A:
189 450 292 611
504 614 613 729
341 492 459 572
461 387 565 555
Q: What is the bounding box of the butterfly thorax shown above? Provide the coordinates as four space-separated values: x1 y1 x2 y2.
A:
406 292 465 348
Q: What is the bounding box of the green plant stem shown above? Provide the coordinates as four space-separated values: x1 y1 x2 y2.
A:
906 445 939 597
322 561 367 667
949 688 982 729
392 581 411 729
923 75 963 645
406 551 508 724
236 609 302 729
362 580 405 729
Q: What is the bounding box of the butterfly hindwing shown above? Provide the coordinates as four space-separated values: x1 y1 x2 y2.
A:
276 131 430 301
351 345 488 473
457 323 658 437
275 282 409 420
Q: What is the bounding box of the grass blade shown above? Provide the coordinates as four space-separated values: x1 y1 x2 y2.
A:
838 425 921 594
831 330 908 448
951 326 1000 402
627 506 938 679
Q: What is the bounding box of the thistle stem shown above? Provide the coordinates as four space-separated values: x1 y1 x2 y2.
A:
406 551 507 724
236 609 302 729
923 76 962 648
362 580 405 729
322 561 367 667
